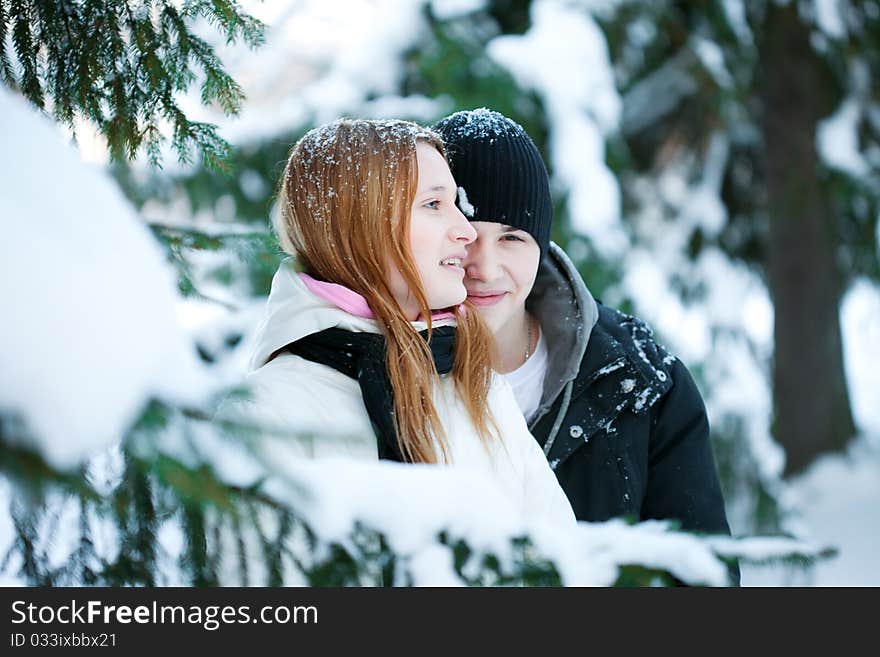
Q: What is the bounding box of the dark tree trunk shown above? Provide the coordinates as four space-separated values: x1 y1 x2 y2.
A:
758 4 856 477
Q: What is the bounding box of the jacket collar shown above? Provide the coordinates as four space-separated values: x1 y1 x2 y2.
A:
527 242 599 423
249 259 455 371
543 307 675 469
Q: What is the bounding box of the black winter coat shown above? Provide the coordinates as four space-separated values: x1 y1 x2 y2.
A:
532 305 729 532
525 245 738 584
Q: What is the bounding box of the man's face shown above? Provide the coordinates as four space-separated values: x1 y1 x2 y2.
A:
462 221 541 334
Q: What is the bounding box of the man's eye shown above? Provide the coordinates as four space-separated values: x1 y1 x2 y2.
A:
502 234 524 242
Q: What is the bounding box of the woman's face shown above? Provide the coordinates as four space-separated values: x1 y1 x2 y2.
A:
387 142 477 319
461 222 541 334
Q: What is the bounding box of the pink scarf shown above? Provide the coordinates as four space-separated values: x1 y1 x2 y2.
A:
299 273 458 321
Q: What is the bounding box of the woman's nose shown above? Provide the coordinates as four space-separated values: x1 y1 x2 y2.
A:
451 207 477 244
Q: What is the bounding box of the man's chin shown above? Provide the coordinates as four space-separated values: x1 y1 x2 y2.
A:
468 305 506 332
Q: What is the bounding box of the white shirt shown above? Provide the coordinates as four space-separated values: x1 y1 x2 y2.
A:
505 329 549 423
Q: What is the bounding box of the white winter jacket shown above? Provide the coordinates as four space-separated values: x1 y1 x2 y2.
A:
223 259 575 526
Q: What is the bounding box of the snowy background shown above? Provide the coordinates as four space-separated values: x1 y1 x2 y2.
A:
2 0 878 585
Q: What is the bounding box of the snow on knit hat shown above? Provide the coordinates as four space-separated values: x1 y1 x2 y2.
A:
432 108 552 256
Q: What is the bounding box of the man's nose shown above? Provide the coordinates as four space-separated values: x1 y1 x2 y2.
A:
464 244 500 282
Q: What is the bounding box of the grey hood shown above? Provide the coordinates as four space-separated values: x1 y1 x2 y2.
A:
526 242 599 424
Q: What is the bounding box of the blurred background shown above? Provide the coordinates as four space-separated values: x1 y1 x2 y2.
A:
3 0 879 585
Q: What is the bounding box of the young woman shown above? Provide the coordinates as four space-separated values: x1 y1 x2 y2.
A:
433 109 736 569
224 118 575 525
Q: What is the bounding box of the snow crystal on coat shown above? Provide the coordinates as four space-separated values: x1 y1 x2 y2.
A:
633 387 653 413
628 319 670 385
594 360 626 377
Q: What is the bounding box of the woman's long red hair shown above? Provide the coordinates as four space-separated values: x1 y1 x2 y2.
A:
277 119 497 463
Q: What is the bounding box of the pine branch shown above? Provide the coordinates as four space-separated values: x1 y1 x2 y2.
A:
5 397 837 588
0 1 16 84
183 0 265 48
1 0 265 170
0 417 99 500
229 510 250 586
181 502 216 586
11 0 41 105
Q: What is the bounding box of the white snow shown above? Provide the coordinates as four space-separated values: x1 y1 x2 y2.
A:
430 0 487 20
741 435 880 585
618 132 793 539
258 458 735 586
616 57 879 585
174 0 439 148
457 186 476 217
692 37 733 89
619 248 712 364
721 0 753 45
620 53 698 136
813 0 847 39
177 296 266 390
239 169 268 202
694 133 730 234
841 279 880 437
737 278 880 585
360 94 453 122
487 0 626 256
0 88 209 470
817 98 869 177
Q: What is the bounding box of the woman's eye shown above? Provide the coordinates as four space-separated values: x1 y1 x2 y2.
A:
423 200 440 210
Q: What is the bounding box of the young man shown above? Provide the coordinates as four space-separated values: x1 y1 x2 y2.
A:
433 109 737 581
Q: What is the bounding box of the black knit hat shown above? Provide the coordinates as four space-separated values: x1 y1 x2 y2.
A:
432 108 552 256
